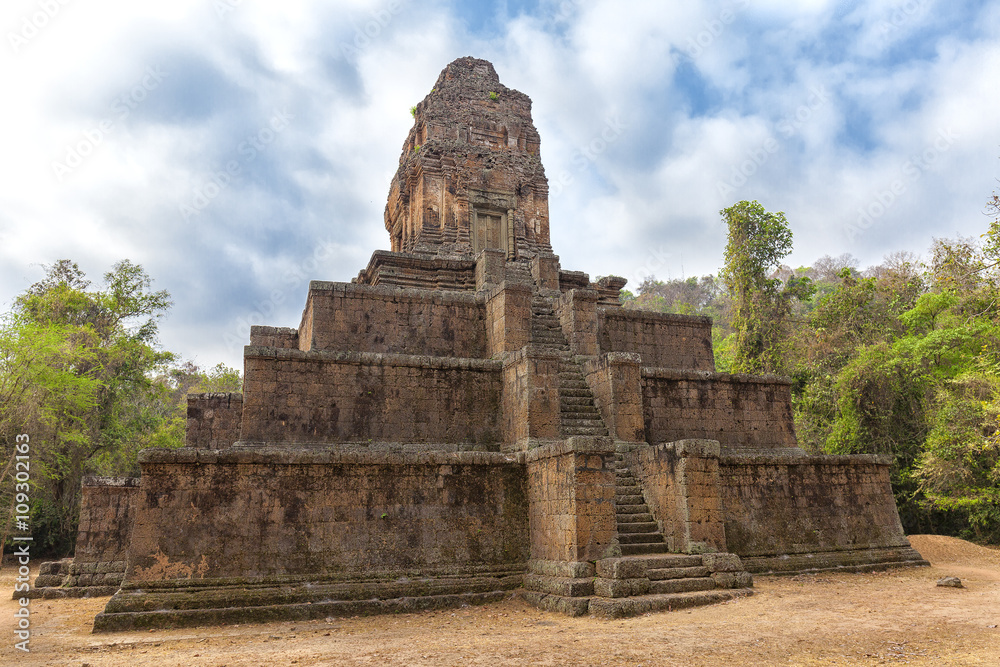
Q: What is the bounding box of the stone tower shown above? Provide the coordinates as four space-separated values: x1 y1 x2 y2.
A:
384 57 551 259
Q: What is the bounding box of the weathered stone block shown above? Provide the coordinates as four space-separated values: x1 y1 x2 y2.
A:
702 552 744 573
594 577 649 598
530 253 560 291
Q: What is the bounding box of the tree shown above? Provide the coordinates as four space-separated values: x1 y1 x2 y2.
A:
983 185 1000 272
719 200 811 374
0 260 175 553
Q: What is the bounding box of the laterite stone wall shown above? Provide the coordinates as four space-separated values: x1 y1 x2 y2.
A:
525 441 617 564
641 370 797 451
186 393 243 449
241 348 502 446
69 477 139 587
125 449 529 581
299 282 487 357
719 454 912 557
598 309 715 371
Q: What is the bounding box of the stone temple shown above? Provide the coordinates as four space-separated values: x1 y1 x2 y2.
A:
35 57 929 629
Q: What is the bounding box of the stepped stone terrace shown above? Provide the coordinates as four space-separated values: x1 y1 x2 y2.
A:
70 57 925 631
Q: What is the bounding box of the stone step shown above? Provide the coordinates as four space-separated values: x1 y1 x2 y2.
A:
560 397 594 407
559 411 604 427
562 422 608 431
615 482 639 492
649 577 717 595
616 521 659 534
562 426 609 436
560 388 594 398
616 512 653 523
621 554 705 569
646 566 711 581
560 399 597 408
559 381 590 391
589 589 753 619
615 494 645 505
620 542 671 556
560 409 601 420
618 533 664 545
615 504 649 514
561 419 606 429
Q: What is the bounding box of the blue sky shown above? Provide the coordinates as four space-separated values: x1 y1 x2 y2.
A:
2 0 999 369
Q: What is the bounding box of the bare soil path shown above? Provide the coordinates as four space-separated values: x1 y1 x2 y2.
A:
3 535 999 666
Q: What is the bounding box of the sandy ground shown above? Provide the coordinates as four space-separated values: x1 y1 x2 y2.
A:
2 535 999 666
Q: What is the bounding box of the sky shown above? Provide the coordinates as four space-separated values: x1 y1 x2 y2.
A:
2 0 999 370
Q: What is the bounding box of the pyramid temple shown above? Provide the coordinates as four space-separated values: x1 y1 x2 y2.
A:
33 57 928 629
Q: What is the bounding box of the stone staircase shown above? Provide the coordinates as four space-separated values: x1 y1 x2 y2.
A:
521 294 754 619
585 452 754 618
589 550 753 618
614 453 670 556
529 295 609 438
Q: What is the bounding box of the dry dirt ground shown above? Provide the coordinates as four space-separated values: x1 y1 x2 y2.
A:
2 535 999 666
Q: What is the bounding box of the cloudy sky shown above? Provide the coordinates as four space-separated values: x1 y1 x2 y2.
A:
2 0 998 369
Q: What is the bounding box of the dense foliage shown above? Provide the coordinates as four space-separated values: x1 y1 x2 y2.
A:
624 198 1000 543
0 261 240 555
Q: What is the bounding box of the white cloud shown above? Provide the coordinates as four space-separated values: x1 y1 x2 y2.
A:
2 0 999 367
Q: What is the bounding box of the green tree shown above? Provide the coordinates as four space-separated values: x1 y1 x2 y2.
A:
719 200 811 374
916 375 1000 542
132 361 243 455
0 260 176 553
